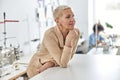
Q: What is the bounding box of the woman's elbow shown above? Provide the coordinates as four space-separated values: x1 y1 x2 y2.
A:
60 62 68 68
58 59 69 68
60 64 67 68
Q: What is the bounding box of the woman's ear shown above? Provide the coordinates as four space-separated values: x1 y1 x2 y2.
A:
55 18 59 23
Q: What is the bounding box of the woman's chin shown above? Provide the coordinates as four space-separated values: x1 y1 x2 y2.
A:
69 26 74 30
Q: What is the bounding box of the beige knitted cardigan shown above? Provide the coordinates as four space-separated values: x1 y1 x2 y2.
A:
27 26 80 78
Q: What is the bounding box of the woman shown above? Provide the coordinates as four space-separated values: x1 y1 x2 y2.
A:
27 5 80 78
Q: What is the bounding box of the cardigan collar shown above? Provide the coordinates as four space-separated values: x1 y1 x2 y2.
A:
54 26 64 48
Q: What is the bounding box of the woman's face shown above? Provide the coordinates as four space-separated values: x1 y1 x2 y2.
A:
58 8 75 30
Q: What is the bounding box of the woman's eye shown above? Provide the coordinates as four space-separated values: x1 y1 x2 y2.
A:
66 15 70 18
66 14 74 19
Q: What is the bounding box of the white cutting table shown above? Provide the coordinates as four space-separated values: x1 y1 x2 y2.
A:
30 54 120 80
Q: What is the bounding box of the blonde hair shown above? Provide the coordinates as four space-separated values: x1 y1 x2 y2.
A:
53 5 71 20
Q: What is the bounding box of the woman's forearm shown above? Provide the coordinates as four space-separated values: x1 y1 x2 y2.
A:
37 61 55 73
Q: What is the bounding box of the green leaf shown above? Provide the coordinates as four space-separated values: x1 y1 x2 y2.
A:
105 22 113 29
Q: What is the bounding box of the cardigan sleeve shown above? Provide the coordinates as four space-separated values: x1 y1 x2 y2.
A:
43 29 80 68
43 32 72 67
71 29 80 58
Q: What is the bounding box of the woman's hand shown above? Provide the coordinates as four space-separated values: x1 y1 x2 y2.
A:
37 61 55 73
65 29 78 47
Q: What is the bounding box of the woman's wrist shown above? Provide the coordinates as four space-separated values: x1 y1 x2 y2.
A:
65 44 72 48
65 42 72 47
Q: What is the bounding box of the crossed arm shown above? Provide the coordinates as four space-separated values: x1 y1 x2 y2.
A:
37 29 80 73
